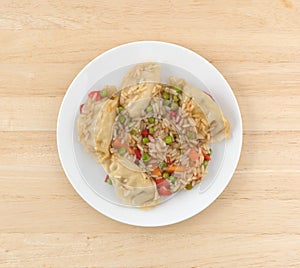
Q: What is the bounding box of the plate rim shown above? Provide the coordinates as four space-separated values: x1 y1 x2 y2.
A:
57 41 243 227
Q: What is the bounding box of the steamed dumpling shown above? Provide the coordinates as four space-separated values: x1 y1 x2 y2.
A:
103 156 159 207
120 62 161 89
77 86 117 158
119 63 161 118
169 77 230 142
94 93 119 163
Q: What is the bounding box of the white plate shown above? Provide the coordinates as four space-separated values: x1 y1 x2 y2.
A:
57 41 242 227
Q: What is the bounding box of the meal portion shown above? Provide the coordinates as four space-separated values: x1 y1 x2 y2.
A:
77 62 230 207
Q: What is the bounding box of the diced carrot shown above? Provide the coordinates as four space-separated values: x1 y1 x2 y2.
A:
128 147 135 155
112 139 124 149
152 166 162 177
188 148 199 161
166 166 187 173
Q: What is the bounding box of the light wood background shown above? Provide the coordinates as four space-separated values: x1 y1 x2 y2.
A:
1 0 300 267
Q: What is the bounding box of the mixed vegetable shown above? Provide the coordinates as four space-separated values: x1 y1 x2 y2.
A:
106 84 212 196
79 89 109 114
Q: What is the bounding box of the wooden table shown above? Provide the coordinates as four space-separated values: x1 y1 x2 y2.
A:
1 0 300 267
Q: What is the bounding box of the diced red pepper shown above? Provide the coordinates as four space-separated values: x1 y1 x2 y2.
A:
155 178 170 189
134 147 141 160
88 91 102 101
203 153 211 161
158 186 172 196
141 129 149 137
170 110 177 118
104 175 109 183
167 156 172 166
80 104 84 113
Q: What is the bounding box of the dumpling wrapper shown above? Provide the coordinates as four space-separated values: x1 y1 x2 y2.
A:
77 86 117 158
94 93 119 163
120 63 161 118
103 156 159 207
169 77 230 142
120 62 161 89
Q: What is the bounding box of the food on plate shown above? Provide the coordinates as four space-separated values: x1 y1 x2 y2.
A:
169 76 230 142
104 155 159 206
77 86 117 158
77 62 230 207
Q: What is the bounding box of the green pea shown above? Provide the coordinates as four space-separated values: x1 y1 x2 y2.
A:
162 91 170 100
185 183 193 190
119 115 126 123
165 135 173 144
171 102 179 111
159 161 167 170
100 89 107 98
163 172 169 179
142 153 151 162
118 106 124 113
118 147 126 155
107 178 112 185
146 105 153 113
168 176 176 183
203 160 209 168
142 137 149 144
173 95 179 102
148 117 155 124
174 86 182 93
149 127 154 134
130 129 137 135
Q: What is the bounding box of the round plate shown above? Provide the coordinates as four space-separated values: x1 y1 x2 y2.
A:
57 41 242 227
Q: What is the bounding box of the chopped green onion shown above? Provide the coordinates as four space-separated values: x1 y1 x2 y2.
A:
162 172 169 179
171 102 179 111
159 161 167 169
149 127 154 134
187 131 195 139
142 153 151 162
162 91 170 100
100 89 107 98
118 106 124 113
203 160 209 168
107 178 112 185
118 147 126 155
185 182 193 190
174 86 182 93
146 105 153 113
142 137 149 144
165 135 173 144
163 99 171 106
148 117 155 124
173 95 179 102
119 115 126 123
130 129 137 135
209 148 212 155
168 176 176 183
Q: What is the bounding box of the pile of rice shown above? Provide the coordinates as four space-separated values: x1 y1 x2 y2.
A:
110 84 211 193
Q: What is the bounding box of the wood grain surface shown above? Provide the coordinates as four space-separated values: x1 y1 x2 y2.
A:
1 0 300 267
